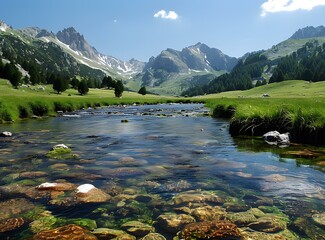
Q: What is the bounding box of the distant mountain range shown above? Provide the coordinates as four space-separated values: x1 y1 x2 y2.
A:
1 20 325 95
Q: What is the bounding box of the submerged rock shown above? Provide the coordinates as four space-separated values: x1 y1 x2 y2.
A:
247 216 287 233
172 190 225 207
31 224 98 240
156 213 195 234
141 233 166 240
0 217 25 233
0 198 34 220
179 220 243 240
312 212 325 227
92 228 135 240
190 206 226 221
263 131 290 146
121 221 155 237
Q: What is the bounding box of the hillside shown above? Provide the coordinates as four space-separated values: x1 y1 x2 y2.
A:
199 80 325 98
133 42 237 95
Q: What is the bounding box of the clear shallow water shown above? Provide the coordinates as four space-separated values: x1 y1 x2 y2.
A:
0 103 325 239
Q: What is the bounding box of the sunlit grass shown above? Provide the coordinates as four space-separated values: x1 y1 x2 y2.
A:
0 79 187 122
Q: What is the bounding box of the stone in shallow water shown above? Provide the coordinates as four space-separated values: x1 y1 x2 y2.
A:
156 213 195 234
226 210 257 227
179 220 243 240
190 205 226 221
0 198 34 220
75 184 111 203
248 216 287 233
172 190 225 206
0 217 24 233
312 212 325 227
1 131 12 137
92 228 135 240
30 224 98 240
121 221 155 237
141 233 166 240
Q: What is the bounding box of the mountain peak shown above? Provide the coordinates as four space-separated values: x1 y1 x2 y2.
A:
290 25 325 39
56 27 98 59
0 20 11 32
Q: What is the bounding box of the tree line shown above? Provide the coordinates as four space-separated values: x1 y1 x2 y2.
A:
0 55 127 97
181 52 267 96
269 41 325 83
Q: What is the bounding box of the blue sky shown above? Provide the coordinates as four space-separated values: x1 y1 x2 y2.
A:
1 0 325 61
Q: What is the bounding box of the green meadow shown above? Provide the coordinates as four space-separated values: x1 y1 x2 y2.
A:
0 79 184 122
200 80 325 144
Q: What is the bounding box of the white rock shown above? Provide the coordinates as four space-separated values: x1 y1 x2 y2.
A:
52 144 69 150
76 184 96 194
263 131 290 146
37 182 58 188
1 131 12 137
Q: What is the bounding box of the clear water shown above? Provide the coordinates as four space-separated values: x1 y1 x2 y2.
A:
0 104 324 239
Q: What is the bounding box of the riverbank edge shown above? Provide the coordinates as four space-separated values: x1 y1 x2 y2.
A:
0 97 203 123
208 102 325 146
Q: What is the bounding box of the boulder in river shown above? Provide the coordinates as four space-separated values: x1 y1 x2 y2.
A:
263 131 290 146
0 131 12 137
75 184 111 203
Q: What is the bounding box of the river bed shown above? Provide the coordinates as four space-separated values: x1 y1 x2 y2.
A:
0 104 324 239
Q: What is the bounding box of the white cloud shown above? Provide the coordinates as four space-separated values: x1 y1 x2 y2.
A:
154 10 179 20
261 0 325 16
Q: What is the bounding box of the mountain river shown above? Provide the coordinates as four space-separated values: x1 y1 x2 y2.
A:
0 103 324 239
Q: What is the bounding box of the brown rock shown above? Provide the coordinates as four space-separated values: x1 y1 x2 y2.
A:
31 224 98 240
191 206 226 221
92 228 135 240
121 221 155 237
156 213 195 234
75 184 111 203
248 216 286 233
172 190 225 207
141 233 166 240
36 182 76 191
0 218 24 233
179 220 243 240
0 198 34 220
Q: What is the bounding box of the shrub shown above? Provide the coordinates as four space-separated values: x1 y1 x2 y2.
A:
18 105 31 118
30 102 49 116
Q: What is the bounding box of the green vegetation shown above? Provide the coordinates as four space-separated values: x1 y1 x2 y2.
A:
201 80 325 145
138 86 147 95
0 78 186 123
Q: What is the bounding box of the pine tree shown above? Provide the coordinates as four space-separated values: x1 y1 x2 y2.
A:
53 76 69 94
78 79 89 95
114 80 124 98
138 86 147 95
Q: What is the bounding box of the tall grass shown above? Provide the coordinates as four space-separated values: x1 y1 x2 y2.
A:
206 97 325 145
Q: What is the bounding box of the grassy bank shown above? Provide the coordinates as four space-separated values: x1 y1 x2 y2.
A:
201 80 325 145
0 79 191 123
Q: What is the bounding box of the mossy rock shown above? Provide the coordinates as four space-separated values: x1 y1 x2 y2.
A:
65 218 97 230
46 148 72 158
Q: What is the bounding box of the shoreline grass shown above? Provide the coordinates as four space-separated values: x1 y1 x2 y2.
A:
0 79 195 123
201 80 325 145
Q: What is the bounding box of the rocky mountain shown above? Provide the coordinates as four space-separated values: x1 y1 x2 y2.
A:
0 22 144 79
290 26 325 40
136 43 237 94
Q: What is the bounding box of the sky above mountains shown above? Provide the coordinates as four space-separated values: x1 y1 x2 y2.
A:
1 0 325 61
